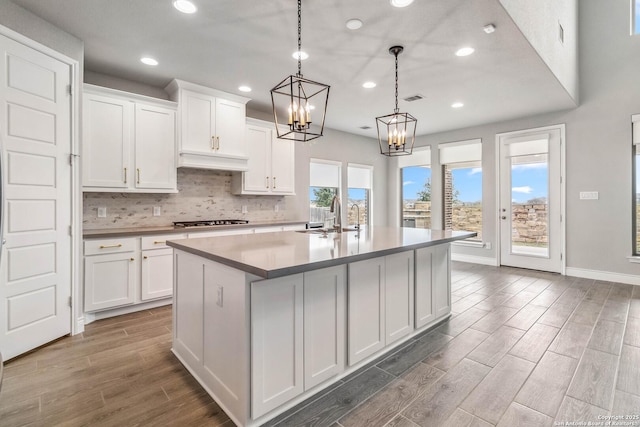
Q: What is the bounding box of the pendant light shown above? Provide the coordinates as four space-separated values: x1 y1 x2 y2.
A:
270 0 330 142
376 46 417 156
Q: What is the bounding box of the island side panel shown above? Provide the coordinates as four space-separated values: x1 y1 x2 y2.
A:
172 250 252 427
433 244 452 318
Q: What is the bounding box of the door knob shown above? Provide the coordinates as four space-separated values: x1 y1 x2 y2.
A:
501 216 507 220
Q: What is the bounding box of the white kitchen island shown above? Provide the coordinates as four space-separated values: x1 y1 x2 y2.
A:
167 226 476 427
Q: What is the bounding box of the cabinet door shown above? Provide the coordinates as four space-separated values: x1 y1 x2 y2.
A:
134 103 176 190
181 90 216 153
84 252 136 311
385 251 414 345
141 248 173 300
271 138 295 194
243 124 271 193
173 251 205 368
433 244 452 318
251 275 304 418
83 93 131 188
304 265 346 390
415 247 435 329
215 98 246 156
348 257 385 366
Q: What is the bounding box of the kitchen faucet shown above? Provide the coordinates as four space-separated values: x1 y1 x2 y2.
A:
330 195 342 233
351 204 360 229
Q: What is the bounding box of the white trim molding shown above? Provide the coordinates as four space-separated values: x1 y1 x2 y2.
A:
451 253 499 266
565 267 640 286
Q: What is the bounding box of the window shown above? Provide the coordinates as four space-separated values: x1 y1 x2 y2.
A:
347 164 372 227
633 115 640 254
634 0 640 34
399 148 431 228
309 159 341 227
439 140 482 241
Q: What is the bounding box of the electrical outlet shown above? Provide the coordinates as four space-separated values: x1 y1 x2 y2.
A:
484 242 492 250
153 206 161 216
241 205 248 214
274 203 280 212
579 191 599 200
97 207 106 218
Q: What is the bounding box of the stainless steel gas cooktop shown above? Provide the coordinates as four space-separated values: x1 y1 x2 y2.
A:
173 220 249 227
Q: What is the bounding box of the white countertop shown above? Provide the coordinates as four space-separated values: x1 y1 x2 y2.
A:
167 226 477 279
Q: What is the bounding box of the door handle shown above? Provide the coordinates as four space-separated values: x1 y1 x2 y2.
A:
99 243 123 249
124 167 127 184
137 168 141 184
501 216 507 220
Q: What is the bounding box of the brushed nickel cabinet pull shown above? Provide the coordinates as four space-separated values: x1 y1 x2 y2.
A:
124 167 127 184
99 243 123 249
137 168 141 184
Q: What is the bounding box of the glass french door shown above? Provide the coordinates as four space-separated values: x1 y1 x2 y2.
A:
498 126 563 273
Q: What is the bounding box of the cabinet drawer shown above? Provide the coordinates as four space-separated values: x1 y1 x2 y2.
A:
84 237 136 256
141 233 186 250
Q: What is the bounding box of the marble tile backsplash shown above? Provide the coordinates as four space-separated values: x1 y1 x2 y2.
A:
83 169 292 229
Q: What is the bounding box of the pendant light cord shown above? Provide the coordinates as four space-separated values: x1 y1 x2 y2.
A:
394 51 399 114
297 0 302 78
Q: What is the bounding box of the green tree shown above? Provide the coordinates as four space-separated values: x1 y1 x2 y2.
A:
417 178 431 201
313 188 335 207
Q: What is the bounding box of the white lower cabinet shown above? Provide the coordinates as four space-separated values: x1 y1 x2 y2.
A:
415 245 452 328
251 274 304 418
141 248 174 300
84 238 137 312
348 251 414 366
303 265 346 390
348 257 386 366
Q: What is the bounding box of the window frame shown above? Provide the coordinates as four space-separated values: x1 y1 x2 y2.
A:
347 163 373 227
632 115 640 256
309 158 342 227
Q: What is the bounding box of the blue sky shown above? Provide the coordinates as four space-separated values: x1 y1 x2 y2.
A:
636 0 640 34
402 163 548 203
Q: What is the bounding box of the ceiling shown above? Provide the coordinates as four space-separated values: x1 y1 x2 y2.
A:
11 0 577 138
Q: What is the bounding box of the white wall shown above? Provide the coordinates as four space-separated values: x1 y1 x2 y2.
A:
499 0 579 102
390 0 640 280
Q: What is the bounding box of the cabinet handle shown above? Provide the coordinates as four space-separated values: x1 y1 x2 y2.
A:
124 167 127 184
216 136 220 150
137 168 141 184
130 257 135 261
266 176 269 189
273 176 276 189
211 136 216 150
99 243 123 249
153 240 166 245
143 256 148 260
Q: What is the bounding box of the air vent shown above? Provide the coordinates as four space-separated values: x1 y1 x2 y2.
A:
360 125 371 130
404 94 424 102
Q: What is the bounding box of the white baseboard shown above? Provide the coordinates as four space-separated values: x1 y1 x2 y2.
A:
75 317 85 335
451 253 498 266
565 267 640 286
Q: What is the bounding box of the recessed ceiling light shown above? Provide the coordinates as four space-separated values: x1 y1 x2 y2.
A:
455 47 475 57
238 86 252 93
363 81 376 89
451 102 464 108
140 57 158 66
390 0 414 7
346 19 363 30
292 50 309 60
173 0 197 14
483 24 496 34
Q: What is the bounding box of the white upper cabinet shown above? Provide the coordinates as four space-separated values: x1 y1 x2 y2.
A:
231 118 295 195
82 84 177 193
165 79 250 171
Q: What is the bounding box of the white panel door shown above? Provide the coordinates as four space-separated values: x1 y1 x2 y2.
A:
243 124 271 193
0 34 73 359
251 274 303 418
140 248 173 300
498 126 563 273
348 257 385 366
385 251 414 344
304 265 346 390
134 103 176 190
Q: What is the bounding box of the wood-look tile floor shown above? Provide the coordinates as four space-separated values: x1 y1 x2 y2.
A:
1 262 639 426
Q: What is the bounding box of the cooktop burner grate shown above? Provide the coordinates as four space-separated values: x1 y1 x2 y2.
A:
173 220 249 227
